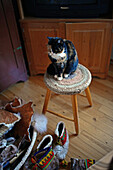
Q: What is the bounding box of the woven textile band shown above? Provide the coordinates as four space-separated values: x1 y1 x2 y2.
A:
44 64 92 95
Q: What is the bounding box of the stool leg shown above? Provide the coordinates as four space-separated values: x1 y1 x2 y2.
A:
85 87 92 107
71 95 79 135
42 88 51 114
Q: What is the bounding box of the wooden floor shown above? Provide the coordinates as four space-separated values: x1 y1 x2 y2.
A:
0 73 113 164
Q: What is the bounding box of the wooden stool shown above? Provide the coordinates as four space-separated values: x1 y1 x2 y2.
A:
42 64 92 135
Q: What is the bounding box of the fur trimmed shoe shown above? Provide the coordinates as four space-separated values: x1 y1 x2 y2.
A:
31 147 59 170
53 121 69 160
24 135 59 170
37 135 53 150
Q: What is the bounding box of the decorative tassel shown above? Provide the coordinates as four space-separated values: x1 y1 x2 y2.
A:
31 113 48 134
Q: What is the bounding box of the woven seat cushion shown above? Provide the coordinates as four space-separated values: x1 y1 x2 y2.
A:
44 64 92 95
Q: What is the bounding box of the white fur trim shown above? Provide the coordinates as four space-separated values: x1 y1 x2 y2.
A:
0 139 7 149
0 113 21 128
55 121 65 138
4 100 33 111
18 98 22 105
53 130 69 160
31 113 47 134
14 130 37 170
37 134 53 150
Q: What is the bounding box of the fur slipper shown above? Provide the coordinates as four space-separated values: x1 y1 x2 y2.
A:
53 121 69 160
37 134 53 150
32 147 59 170
24 135 59 170
24 147 59 170
0 144 18 162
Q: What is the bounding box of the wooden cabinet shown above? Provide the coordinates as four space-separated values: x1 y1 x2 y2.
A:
0 0 27 92
20 19 113 78
66 22 112 78
21 22 65 75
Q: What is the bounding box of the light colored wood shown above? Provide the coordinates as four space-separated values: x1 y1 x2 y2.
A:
20 19 112 78
71 95 79 135
17 0 24 19
89 149 113 170
0 74 113 165
66 22 112 78
42 88 51 114
47 109 74 121
43 89 78 135
85 87 92 106
20 22 65 75
20 18 113 26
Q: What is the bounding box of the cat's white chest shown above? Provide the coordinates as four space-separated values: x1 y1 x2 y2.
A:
49 49 66 63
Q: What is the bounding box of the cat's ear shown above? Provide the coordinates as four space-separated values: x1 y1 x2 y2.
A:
47 37 54 45
47 37 53 40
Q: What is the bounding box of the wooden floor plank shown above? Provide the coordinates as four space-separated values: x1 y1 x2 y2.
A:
0 75 113 165
90 80 113 101
79 110 113 137
91 92 113 110
99 105 113 118
94 78 113 89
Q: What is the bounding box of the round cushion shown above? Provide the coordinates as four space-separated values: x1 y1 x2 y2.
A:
44 64 92 95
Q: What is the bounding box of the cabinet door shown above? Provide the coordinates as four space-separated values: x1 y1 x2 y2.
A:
21 22 65 75
0 0 27 92
66 22 112 78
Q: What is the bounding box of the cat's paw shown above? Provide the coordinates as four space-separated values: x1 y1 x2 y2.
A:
54 74 63 81
57 77 63 81
54 75 58 79
64 74 69 78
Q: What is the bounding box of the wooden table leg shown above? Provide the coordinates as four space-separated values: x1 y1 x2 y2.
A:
85 87 92 107
42 88 51 114
71 95 79 135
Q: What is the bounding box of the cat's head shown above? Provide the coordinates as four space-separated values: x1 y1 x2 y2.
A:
47 37 67 63
47 37 64 53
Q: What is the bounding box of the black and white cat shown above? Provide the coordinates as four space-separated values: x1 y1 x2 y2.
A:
47 37 79 80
